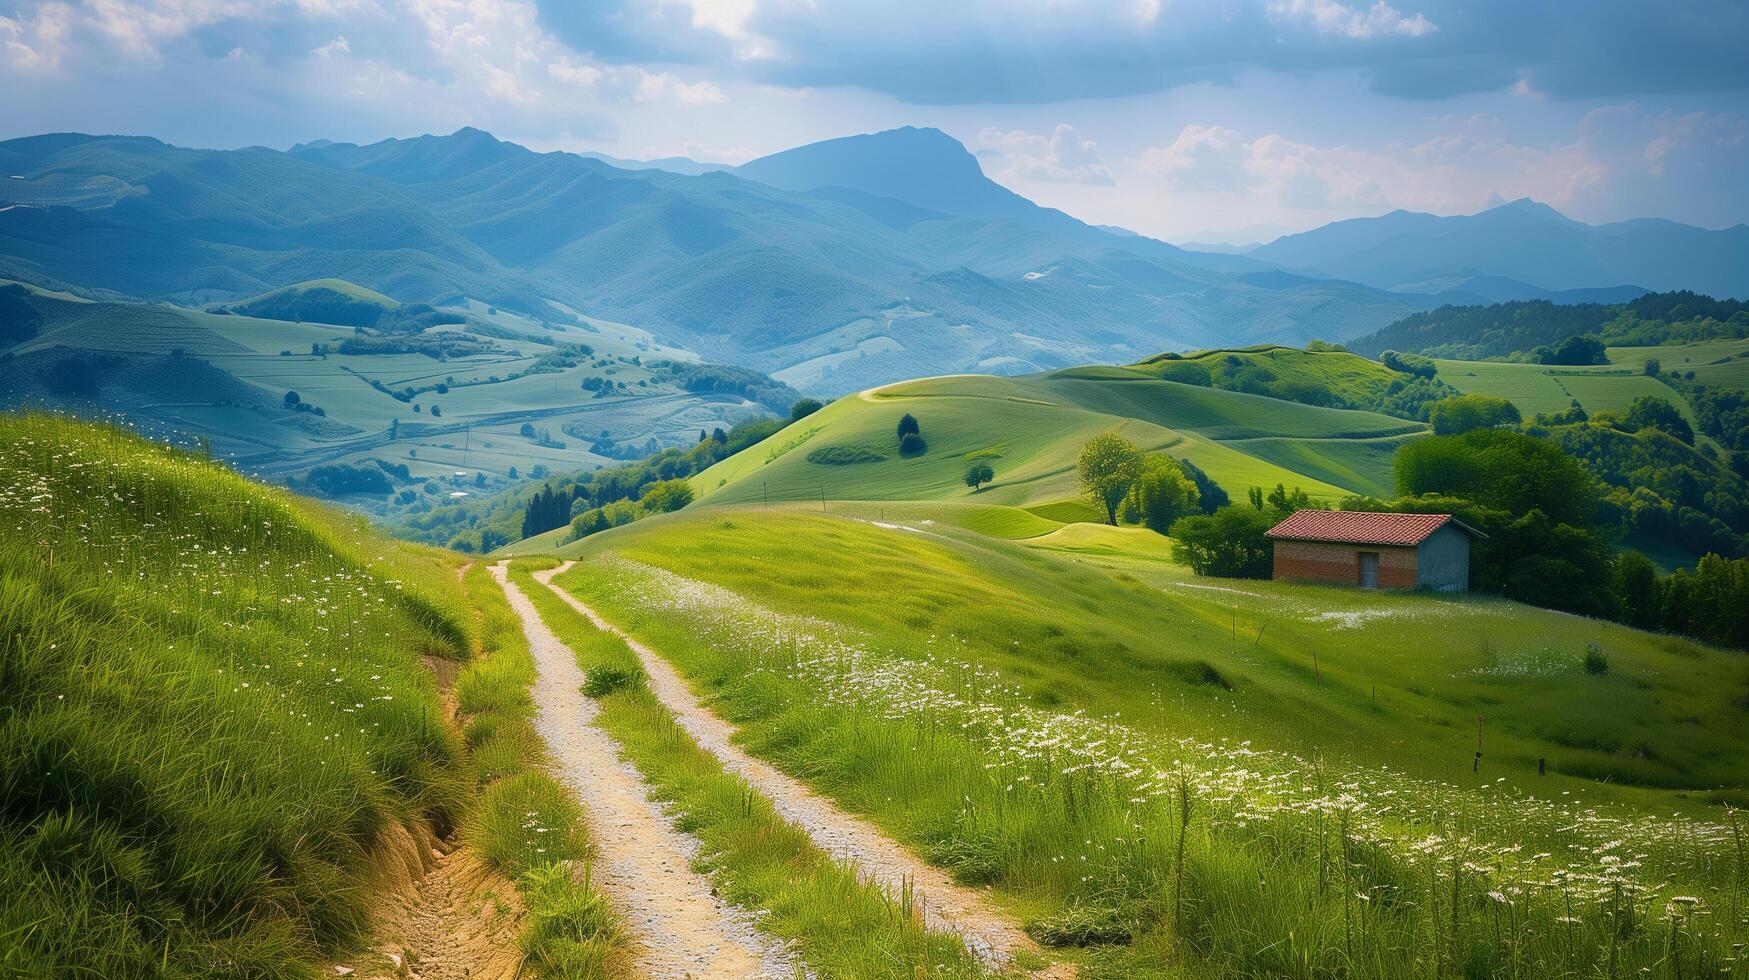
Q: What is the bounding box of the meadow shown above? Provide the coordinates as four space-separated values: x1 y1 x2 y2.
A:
547 506 1749 977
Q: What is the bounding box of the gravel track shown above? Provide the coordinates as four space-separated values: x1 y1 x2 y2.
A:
534 562 1072 978
492 564 796 979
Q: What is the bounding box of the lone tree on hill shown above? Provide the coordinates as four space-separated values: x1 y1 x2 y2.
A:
964 462 995 491
1077 433 1143 525
896 413 920 442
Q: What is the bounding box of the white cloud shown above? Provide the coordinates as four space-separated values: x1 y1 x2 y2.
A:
979 123 1114 186
547 57 602 86
1135 124 1253 192
311 34 348 58
631 69 727 105
1266 0 1435 40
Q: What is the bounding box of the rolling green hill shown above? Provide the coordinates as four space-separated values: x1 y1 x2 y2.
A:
0 414 472 973
692 367 1425 524
1132 344 1405 403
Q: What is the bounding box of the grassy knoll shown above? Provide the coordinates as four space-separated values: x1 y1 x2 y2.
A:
1131 344 1407 405
0 415 473 974
508 564 990 978
692 369 1423 519
549 507 1749 977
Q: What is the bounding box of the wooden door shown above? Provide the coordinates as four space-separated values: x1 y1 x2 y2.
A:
1358 552 1380 588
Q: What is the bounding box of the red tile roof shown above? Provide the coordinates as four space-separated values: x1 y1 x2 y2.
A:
1265 510 1481 546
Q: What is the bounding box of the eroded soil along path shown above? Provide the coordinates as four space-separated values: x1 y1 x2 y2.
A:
491 564 795 979
534 563 1072 978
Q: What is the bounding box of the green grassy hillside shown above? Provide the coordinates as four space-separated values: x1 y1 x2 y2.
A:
547 506 1749 976
0 415 472 974
692 368 1425 521
1132 344 1406 403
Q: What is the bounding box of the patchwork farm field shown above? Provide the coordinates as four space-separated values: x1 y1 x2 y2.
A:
1433 339 1749 423
0 280 774 516
540 505 1749 977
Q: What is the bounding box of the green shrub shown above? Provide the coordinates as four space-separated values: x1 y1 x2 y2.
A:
898 432 927 457
1584 644 1610 675
581 666 641 698
518 862 620 978
806 444 886 465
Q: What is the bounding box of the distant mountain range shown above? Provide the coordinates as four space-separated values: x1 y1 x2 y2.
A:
0 125 1738 395
0 126 1424 393
1247 198 1747 301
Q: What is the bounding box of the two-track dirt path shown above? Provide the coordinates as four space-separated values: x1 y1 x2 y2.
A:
490 564 795 979
532 563 1073 979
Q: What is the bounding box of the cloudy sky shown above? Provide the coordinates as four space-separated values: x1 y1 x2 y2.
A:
2 0 1745 242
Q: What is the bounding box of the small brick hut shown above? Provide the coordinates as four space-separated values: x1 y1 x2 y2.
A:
1265 510 1482 592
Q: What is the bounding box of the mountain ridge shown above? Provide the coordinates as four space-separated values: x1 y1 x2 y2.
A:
0 126 1427 393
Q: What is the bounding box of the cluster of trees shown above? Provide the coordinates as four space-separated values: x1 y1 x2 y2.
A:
507 415 786 540
1379 350 1437 378
1171 485 1318 577
1370 426 1748 649
896 414 926 457
1350 291 1749 361
0 284 43 345
568 479 694 538
1679 380 1749 457
1533 335 1607 366
1428 394 1520 435
651 361 802 416
1532 397 1749 560
225 286 388 327
296 458 408 497
1074 434 1227 529
282 390 326 417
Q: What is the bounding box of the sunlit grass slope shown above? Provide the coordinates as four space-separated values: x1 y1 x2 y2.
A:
1131 344 1406 403
692 368 1424 517
0 415 472 975
553 506 1749 977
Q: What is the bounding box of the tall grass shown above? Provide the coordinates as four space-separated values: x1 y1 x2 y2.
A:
511 565 991 978
456 560 625 978
0 414 470 974
564 552 1749 978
